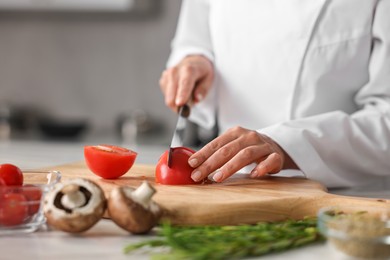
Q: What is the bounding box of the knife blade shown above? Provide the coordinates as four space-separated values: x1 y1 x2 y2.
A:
167 104 191 168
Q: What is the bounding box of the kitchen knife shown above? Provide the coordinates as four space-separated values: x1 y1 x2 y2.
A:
167 104 191 168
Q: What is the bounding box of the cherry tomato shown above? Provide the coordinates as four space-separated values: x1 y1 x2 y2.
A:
155 147 203 185
84 144 138 179
0 164 23 186
0 179 6 201
0 193 29 226
23 184 42 216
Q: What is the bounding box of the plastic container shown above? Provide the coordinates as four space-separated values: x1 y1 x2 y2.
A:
0 170 61 235
318 205 390 259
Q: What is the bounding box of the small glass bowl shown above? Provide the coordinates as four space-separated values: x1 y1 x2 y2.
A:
318 206 390 259
0 170 61 235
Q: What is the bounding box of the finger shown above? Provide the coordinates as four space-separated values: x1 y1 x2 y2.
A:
175 65 198 106
191 139 244 182
164 68 179 111
250 152 283 178
190 127 268 168
189 127 244 168
159 71 167 92
193 73 214 103
213 145 268 182
192 84 205 103
191 135 273 182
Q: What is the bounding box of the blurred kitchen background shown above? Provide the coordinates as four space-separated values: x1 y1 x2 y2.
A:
0 0 214 147
1 0 389 197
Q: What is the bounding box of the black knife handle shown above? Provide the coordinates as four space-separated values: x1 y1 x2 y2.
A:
180 104 191 118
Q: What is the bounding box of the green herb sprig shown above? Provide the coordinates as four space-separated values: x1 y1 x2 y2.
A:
124 217 323 260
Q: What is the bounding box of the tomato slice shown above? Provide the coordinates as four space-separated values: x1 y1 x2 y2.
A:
0 193 29 226
84 144 138 179
155 147 204 185
0 164 23 186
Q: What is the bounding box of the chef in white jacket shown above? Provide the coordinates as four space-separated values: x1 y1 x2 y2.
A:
159 0 390 188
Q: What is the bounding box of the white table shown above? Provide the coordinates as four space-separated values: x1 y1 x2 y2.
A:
1 140 389 260
1 218 349 260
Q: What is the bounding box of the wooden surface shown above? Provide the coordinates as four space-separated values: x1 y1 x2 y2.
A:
35 162 390 226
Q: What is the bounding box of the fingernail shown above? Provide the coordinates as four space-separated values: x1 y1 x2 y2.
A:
175 97 183 106
213 170 223 182
196 93 203 102
189 158 198 167
258 165 266 174
250 170 258 178
191 170 202 182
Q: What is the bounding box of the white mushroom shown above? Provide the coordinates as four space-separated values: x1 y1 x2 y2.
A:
43 178 106 233
108 181 161 234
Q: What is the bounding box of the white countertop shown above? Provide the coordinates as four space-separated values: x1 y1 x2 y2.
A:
1 139 389 260
0 218 347 260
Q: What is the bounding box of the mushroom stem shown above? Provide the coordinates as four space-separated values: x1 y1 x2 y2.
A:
61 184 87 209
132 181 156 208
107 182 161 234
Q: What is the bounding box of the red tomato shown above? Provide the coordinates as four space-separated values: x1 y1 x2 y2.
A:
0 164 23 186
23 184 42 216
84 144 137 179
0 193 29 226
0 179 5 202
155 147 203 185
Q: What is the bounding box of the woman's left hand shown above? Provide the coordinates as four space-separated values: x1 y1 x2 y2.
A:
189 126 298 182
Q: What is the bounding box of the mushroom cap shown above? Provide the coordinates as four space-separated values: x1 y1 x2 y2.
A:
107 186 161 234
43 178 106 233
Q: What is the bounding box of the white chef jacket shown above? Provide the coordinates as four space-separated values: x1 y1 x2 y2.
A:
167 0 390 188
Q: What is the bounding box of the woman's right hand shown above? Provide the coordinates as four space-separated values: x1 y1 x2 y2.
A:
159 55 214 112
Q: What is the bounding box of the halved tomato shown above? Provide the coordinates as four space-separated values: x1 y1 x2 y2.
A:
84 145 137 179
155 147 204 185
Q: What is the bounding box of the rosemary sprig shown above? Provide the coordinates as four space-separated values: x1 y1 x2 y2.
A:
123 217 324 260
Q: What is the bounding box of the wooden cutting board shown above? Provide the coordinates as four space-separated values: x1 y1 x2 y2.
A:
38 162 390 226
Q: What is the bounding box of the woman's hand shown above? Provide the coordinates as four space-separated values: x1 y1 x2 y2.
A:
189 126 298 182
159 55 214 112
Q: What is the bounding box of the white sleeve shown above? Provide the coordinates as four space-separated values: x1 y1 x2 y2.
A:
259 0 390 188
167 0 216 130
167 0 214 67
